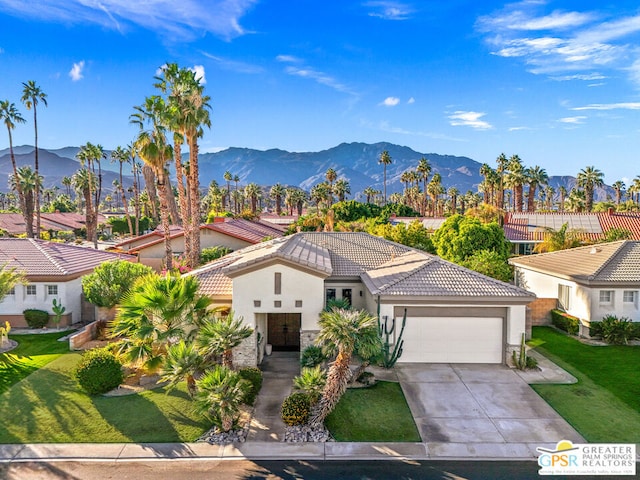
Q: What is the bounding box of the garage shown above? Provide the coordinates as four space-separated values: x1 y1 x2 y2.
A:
394 307 505 364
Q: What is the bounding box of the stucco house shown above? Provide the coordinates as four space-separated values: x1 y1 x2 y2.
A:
0 238 136 327
509 240 640 335
189 232 535 367
113 218 284 271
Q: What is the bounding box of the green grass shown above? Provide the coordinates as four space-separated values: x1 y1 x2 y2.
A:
0 352 211 443
530 326 640 443
325 381 421 442
0 331 72 395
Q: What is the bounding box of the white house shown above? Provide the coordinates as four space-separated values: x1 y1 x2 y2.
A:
509 240 640 334
189 232 535 367
0 238 136 328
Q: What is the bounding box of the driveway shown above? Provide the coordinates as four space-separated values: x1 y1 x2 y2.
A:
396 363 584 444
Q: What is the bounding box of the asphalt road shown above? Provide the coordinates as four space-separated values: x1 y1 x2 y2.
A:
1 460 634 480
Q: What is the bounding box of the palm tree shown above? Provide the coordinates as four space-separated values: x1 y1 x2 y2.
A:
416 157 431 215
21 81 47 238
161 340 208 397
61 175 73 198
325 168 337 206
565 188 586 212
286 188 306 215
544 185 555 211
612 180 625 207
0 263 27 303
427 173 444 216
495 153 509 209
479 163 494 205
223 171 233 210
378 150 392 204
525 165 548 213
0 100 30 237
111 146 134 236
10 166 39 237
194 366 250 432
505 155 526 212
196 312 253 369
130 153 143 236
558 185 567 212
244 183 262 214
577 166 604 212
447 187 459 215
76 142 105 248
131 96 175 270
310 182 330 210
363 186 377 204
533 223 583 253
333 178 350 203
71 167 96 242
309 308 381 427
269 183 286 215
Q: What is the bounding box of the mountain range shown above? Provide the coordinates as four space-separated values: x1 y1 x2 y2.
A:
0 142 613 201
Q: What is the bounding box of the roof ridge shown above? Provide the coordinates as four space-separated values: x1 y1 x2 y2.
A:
590 240 629 279
362 252 431 293
30 239 69 275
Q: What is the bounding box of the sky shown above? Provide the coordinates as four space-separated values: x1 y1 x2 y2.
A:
1 0 640 185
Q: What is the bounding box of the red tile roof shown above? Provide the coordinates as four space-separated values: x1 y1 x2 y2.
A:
0 213 106 235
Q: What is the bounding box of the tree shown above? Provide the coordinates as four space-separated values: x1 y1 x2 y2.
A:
71 167 96 241
427 173 444 216
363 186 378 204
612 181 625 206
533 223 583 253
505 155 526 212
310 182 330 210
161 340 208 397
196 312 253 370
244 183 262 214
378 150 392 204
495 153 509 209
0 263 26 303
309 308 381 427
21 80 47 238
333 178 350 203
9 166 39 235
447 187 459 215
81 260 154 308
525 165 548 212
565 188 586 212
269 183 285 215
0 100 30 237
460 250 512 282
194 365 250 432
76 142 105 248
416 157 431 215
577 166 604 212
558 185 567 212
223 171 233 210
111 146 135 236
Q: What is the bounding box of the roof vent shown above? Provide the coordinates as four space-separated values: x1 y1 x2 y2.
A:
590 247 600 254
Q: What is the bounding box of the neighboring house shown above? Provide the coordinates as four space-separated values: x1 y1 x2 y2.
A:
504 211 640 255
113 219 285 271
189 232 535 367
0 238 136 327
389 216 447 231
0 212 109 237
509 241 640 335
259 213 298 228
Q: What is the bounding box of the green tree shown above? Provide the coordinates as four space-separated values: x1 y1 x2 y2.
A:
525 165 548 213
368 221 435 253
577 166 605 212
460 250 513 282
161 340 208 397
81 260 154 308
269 183 286 215
111 146 134 236
378 150 392 204
612 181 625 207
533 223 583 253
333 178 351 203
194 365 250 432
244 183 262 214
196 312 253 369
9 166 38 237
0 263 26 302
505 155 525 212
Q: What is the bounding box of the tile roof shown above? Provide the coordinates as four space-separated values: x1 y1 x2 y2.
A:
509 240 640 283
192 232 533 299
0 213 106 235
0 238 136 278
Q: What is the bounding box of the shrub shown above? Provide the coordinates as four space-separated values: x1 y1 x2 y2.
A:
589 321 603 338
551 309 580 335
293 366 326 404
300 345 326 368
281 392 311 426
599 315 637 345
74 348 124 395
82 260 154 308
23 309 49 328
526 356 538 369
200 246 232 265
238 367 263 405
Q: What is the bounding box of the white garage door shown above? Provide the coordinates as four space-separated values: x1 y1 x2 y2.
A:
399 316 503 363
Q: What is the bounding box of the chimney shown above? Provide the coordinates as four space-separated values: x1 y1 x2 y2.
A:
607 207 614 216
213 216 225 223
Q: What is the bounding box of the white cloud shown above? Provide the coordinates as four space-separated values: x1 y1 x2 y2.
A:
558 116 587 124
407 97 415 104
380 96 400 107
200 52 263 74
551 72 606 81
508 126 532 131
280 60 358 96
448 111 493 130
0 0 258 41
190 65 206 84
69 60 85 81
364 1 413 20
572 102 640 111
276 54 302 63
361 119 467 142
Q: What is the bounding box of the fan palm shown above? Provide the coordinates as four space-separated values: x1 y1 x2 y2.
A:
0 263 26 303
534 223 583 253
378 150 393 204
111 146 134 236
194 366 250 432
525 165 548 212
270 183 286 215
196 312 253 369
161 340 208 397
577 166 604 212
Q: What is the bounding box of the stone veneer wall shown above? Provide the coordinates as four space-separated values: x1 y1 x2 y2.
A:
300 330 319 352
234 333 258 368
69 320 99 350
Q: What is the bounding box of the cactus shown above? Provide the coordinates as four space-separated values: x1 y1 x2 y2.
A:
52 299 66 329
512 332 528 370
377 297 407 368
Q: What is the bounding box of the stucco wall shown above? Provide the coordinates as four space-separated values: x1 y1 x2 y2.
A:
201 230 252 252
324 280 367 310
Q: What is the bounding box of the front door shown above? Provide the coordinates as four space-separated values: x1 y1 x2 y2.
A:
267 313 301 351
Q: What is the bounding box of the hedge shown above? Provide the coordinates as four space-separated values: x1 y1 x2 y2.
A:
550 309 580 335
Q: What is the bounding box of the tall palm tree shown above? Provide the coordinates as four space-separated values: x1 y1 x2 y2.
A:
506 155 526 212
309 308 381 427
111 146 134 236
525 165 548 213
333 178 350 203
130 152 143 236
427 173 444 216
244 183 262 214
233 175 241 213
544 185 555 211
0 100 30 237
61 175 73 198
565 188 586 212
576 166 604 212
131 96 175 270
9 166 38 233
310 182 330 210
196 312 253 369
558 185 568 212
76 142 105 248
363 186 377 204
269 183 286 215
325 168 337 206
378 150 392 204
612 180 625 207
479 163 493 205
448 187 459 215
72 167 96 241
416 157 431 215
20 81 47 238
495 153 509 209
223 171 233 211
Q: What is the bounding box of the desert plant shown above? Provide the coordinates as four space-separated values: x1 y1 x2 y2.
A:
300 345 326 368
293 366 326 404
51 298 66 329
550 309 580 335
194 365 250 432
600 315 637 345
160 340 208 397
200 246 232 264
82 260 153 308
238 366 263 405
0 321 11 347
281 392 311 426
324 298 351 311
511 332 538 370
377 303 407 368
23 309 49 329
74 347 124 395
196 311 253 369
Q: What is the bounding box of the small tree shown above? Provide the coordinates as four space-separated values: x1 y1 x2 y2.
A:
82 260 153 308
194 365 250 432
0 263 26 303
196 311 253 369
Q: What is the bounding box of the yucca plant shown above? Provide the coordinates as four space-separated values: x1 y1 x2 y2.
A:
196 311 253 369
160 340 208 397
293 366 326 405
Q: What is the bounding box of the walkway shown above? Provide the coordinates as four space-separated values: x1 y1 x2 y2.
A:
247 351 299 442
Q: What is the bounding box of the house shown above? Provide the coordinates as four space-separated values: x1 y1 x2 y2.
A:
188 232 535 367
509 240 640 335
389 216 447 231
0 238 136 328
113 218 285 271
504 211 640 255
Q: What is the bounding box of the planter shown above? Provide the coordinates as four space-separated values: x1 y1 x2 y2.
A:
96 306 117 323
265 343 273 356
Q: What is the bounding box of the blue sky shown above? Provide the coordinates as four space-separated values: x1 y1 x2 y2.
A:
1 0 639 184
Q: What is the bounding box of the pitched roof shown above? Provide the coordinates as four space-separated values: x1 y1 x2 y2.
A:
192 232 533 300
509 240 640 283
0 238 136 278
0 212 106 236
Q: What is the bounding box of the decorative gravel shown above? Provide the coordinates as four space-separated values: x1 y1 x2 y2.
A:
283 424 334 443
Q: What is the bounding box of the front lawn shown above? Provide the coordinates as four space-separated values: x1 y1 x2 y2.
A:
530 326 640 443
0 331 72 395
0 352 210 443
325 381 421 442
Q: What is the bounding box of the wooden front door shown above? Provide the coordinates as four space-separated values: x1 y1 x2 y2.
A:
267 313 301 351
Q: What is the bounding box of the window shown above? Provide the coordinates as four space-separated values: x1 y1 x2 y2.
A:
274 300 282 308
253 300 261 307
7 287 15 297
295 300 303 308
599 290 613 305
47 285 58 296
26 285 36 297
558 285 571 310
274 273 281 295
623 291 637 306
325 288 336 304
342 288 352 306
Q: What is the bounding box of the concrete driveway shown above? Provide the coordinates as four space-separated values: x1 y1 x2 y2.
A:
396 363 584 444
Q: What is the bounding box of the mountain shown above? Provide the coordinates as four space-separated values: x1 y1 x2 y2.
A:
0 142 615 201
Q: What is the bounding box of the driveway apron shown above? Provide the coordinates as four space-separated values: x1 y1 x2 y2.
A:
396 363 585 445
